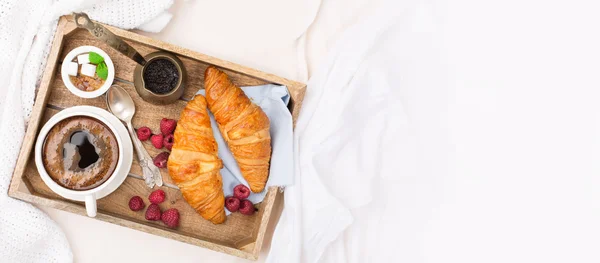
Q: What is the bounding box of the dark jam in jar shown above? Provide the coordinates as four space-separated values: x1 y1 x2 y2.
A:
143 58 180 94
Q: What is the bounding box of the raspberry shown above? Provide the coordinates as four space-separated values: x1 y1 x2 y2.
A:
161 208 180 228
160 118 177 135
225 196 241 212
153 152 170 168
149 189 166 204
128 196 145 211
151 134 164 149
233 184 250 199
239 199 255 215
136 127 152 141
145 204 161 221
163 134 174 151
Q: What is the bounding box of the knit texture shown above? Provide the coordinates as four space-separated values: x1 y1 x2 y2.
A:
0 0 173 262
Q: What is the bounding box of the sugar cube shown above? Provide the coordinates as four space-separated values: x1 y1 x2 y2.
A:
81 64 96 77
66 62 78 76
77 54 89 64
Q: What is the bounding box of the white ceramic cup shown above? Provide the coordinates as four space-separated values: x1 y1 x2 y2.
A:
35 106 133 217
61 46 115 99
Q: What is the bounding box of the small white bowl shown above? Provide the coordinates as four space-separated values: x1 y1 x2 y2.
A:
34 106 132 217
61 46 115 98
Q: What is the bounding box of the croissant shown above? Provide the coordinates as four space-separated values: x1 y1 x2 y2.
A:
204 66 271 193
167 94 226 224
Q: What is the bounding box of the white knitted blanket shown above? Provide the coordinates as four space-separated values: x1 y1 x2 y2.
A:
0 0 173 262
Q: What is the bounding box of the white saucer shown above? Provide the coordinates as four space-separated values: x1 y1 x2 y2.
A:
35 106 133 202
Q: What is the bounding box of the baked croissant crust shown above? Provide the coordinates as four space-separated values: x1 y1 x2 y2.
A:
204 66 271 193
167 94 226 224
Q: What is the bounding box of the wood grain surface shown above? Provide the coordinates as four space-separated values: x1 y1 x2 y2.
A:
8 16 305 261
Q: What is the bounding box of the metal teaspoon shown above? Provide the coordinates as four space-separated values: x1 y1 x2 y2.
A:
105 85 163 188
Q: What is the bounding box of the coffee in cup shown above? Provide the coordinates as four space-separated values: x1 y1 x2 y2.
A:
42 116 119 191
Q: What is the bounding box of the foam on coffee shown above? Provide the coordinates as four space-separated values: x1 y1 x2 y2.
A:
42 116 119 191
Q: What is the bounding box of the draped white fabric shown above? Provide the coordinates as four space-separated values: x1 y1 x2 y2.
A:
268 0 600 262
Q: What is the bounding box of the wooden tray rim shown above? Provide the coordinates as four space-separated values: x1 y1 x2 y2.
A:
7 16 305 261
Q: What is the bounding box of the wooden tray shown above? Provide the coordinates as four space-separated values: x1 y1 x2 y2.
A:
7 16 306 260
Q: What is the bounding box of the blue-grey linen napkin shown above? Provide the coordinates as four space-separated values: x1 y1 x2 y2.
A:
196 84 292 213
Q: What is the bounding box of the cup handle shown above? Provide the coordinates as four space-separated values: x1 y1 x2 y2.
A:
85 195 97 217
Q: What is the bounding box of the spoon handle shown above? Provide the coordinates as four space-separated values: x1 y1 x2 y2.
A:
126 121 163 188
73 13 147 66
